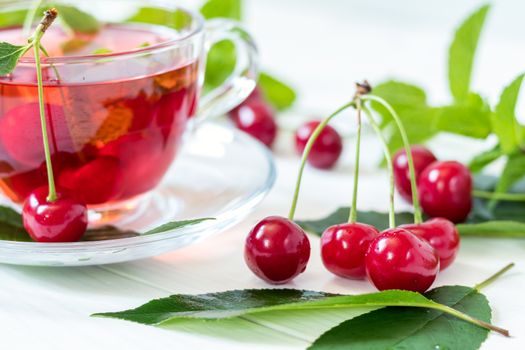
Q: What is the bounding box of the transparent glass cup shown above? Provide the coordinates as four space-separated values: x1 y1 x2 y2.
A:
0 0 258 224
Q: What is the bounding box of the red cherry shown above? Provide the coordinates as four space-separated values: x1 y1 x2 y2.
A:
100 131 172 198
244 216 310 284
418 161 472 223
22 186 88 242
295 121 342 169
365 228 439 293
229 100 277 148
58 156 124 205
0 103 74 168
245 86 263 102
321 222 380 279
393 146 437 202
401 218 460 270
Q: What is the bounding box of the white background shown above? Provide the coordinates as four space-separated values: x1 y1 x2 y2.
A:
2 0 525 349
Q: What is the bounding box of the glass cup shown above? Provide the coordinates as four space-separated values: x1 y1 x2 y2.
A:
0 0 258 224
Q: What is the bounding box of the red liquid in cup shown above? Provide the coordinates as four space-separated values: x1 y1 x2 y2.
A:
0 24 199 206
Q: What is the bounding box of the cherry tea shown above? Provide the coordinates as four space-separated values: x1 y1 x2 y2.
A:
0 24 200 207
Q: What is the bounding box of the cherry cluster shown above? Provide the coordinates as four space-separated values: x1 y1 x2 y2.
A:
244 87 462 293
244 202 459 293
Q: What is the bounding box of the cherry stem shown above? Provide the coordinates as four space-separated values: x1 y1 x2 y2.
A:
362 106 396 228
474 263 514 291
288 101 355 220
348 99 363 224
361 94 423 225
473 190 525 202
30 9 59 202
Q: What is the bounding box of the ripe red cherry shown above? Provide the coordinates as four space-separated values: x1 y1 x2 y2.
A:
0 103 74 168
58 156 124 205
295 121 342 169
244 216 310 284
229 100 277 148
365 228 439 293
22 186 88 243
418 161 472 223
401 218 460 270
321 222 380 279
393 146 437 202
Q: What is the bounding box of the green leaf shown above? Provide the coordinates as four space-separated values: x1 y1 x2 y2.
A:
0 206 31 242
126 7 192 30
494 153 525 196
0 42 29 75
258 72 296 111
55 5 100 34
492 74 524 153
370 81 427 127
469 146 502 173
203 40 237 92
93 288 494 334
82 226 139 241
200 0 242 20
143 218 215 235
309 285 491 350
384 106 439 155
0 9 29 27
434 93 492 139
448 5 490 102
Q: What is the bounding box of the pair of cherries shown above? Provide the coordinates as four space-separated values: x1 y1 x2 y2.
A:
393 146 473 223
229 89 343 170
244 214 459 293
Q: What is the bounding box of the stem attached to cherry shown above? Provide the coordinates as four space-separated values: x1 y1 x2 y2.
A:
361 94 423 225
348 98 363 224
362 106 396 228
288 101 355 220
30 9 59 202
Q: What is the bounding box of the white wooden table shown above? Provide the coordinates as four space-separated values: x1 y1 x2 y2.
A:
2 0 524 349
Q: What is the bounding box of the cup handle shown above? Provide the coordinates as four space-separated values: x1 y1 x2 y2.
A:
196 19 259 124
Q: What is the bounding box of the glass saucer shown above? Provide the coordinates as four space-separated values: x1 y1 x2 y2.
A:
0 123 276 266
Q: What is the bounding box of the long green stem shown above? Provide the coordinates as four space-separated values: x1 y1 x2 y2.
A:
361 94 423 224
288 102 355 220
31 9 58 202
473 190 525 202
348 100 363 223
363 107 396 228
475 263 514 291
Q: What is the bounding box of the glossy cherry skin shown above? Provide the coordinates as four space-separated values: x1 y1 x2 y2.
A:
295 121 343 169
229 100 277 148
22 186 88 243
401 218 460 270
244 216 311 284
393 145 437 202
418 161 472 223
321 222 380 279
365 228 439 293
